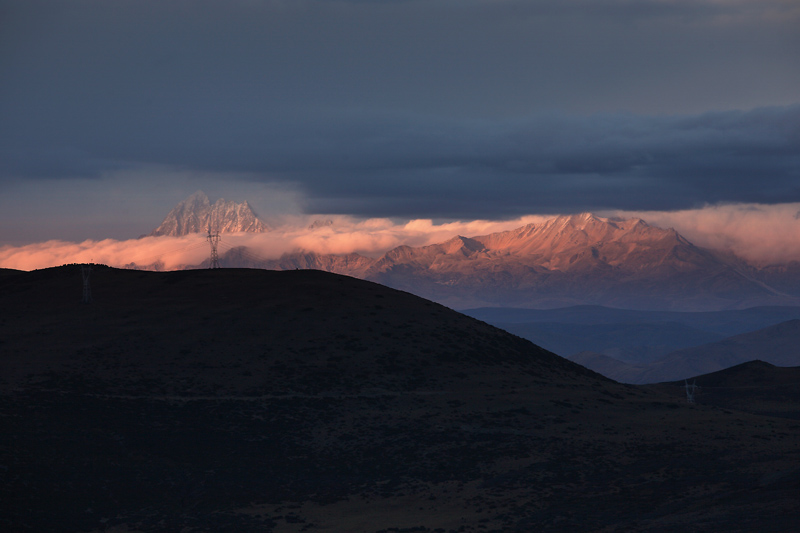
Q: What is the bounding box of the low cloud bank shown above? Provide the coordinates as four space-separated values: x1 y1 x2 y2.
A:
0 215 550 271
612 203 800 266
2 204 799 271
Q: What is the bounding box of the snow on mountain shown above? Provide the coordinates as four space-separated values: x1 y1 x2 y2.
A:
364 213 798 310
471 213 690 267
368 213 703 277
150 191 269 236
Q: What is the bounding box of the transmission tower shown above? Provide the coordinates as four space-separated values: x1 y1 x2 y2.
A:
684 379 698 404
81 263 92 303
207 225 221 269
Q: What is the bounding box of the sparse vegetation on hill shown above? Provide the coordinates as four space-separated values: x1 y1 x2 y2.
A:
1 266 799 531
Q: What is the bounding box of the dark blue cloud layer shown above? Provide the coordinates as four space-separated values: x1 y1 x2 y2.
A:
1 0 798 218
4 104 797 218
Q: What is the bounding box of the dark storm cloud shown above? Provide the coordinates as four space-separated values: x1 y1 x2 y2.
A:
1 0 798 219
290 105 800 217
7 103 798 218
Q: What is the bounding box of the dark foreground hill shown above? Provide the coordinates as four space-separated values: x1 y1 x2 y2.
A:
1 266 799 532
650 361 800 421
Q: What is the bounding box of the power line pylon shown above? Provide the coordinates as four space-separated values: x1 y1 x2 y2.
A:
81 263 92 303
207 225 221 269
684 379 698 404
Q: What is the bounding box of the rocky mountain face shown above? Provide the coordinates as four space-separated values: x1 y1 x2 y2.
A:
150 191 269 236
209 212 799 311
361 213 796 310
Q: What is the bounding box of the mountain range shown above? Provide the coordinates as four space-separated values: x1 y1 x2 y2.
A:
203 211 800 311
143 193 800 311
364 213 779 310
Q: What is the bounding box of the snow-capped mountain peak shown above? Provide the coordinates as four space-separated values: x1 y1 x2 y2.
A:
150 191 269 236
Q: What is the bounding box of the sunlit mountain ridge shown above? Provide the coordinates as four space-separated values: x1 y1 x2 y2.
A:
6 193 800 312
195 211 800 311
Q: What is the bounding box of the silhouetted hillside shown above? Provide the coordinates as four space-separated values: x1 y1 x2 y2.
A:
650 361 800 420
569 351 647 383
1 266 799 532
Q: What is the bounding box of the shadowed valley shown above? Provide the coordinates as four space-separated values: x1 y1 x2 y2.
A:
465 305 800 383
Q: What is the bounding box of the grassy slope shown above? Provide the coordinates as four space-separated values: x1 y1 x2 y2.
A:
1 266 799 532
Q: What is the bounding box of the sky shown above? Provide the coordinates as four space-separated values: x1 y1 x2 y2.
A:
1 0 799 261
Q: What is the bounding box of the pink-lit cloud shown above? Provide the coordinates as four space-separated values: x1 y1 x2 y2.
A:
0 215 551 271
610 203 800 266
3 205 800 271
